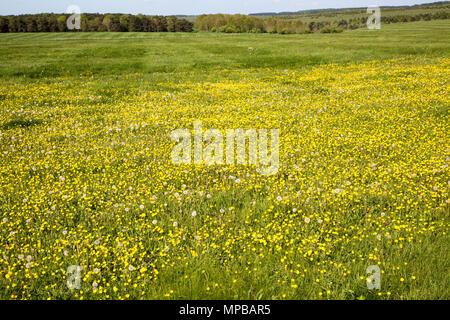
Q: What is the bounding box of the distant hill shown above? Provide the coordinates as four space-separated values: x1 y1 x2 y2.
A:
249 1 449 17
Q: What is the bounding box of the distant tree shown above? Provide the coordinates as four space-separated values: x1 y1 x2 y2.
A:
88 17 105 31
25 16 37 32
154 16 167 32
119 14 130 32
57 16 67 32
103 14 121 32
140 16 151 31
129 15 143 32
166 16 177 32
16 16 27 32
48 15 58 32
337 19 348 28
0 17 8 32
37 14 50 32
0 13 196 33
8 16 19 32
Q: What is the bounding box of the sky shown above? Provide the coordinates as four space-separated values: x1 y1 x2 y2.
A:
0 0 437 16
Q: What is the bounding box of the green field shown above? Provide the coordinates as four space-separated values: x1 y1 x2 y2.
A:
0 20 449 79
0 21 449 300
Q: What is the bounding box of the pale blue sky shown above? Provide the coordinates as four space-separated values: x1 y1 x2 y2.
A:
0 0 436 15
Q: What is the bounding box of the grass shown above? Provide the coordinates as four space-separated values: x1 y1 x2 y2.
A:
0 20 449 80
0 20 449 300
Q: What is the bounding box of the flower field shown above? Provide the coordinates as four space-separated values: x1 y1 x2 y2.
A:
0 24 449 300
1 57 448 300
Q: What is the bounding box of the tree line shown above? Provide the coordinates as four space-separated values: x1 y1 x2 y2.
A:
1 11 448 34
0 13 194 33
195 11 450 34
195 14 344 34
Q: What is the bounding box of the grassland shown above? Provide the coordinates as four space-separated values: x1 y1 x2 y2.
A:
0 20 449 300
0 20 449 79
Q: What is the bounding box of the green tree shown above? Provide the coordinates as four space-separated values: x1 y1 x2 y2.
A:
0 17 8 32
119 14 130 32
129 15 143 32
103 14 120 32
57 16 67 32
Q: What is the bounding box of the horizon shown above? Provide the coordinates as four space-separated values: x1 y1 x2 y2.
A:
0 0 445 16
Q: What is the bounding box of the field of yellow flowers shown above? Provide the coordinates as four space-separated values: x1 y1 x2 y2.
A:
0 56 449 300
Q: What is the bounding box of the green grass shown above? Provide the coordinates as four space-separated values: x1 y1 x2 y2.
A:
0 20 449 300
0 20 449 80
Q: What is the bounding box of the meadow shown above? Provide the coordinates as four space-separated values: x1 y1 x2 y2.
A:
0 20 449 300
